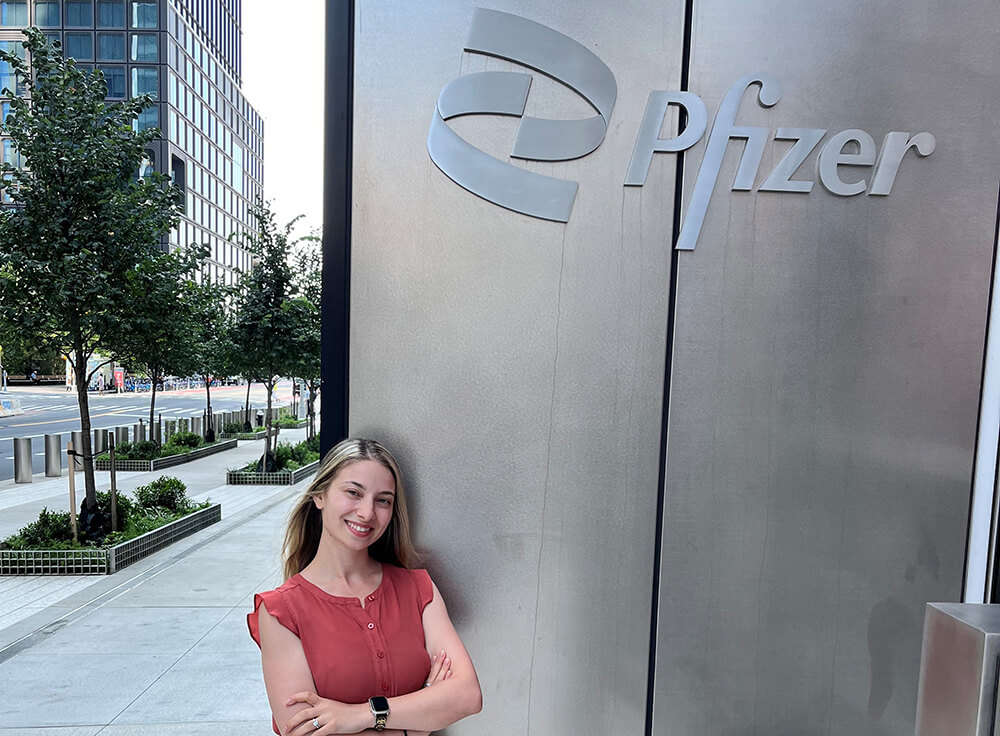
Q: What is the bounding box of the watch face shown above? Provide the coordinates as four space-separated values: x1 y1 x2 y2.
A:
370 696 390 713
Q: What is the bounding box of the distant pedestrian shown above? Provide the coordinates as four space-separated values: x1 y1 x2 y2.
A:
98 372 105 395
30 370 37 385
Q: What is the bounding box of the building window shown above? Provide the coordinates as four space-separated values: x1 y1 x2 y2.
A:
64 32 93 59
0 1 26 25
135 104 157 131
129 0 154 28
65 0 93 26
130 65 156 97
0 40 24 94
138 149 153 178
34 0 59 25
95 32 123 60
129 32 156 61
3 138 23 167
43 31 60 46
96 0 123 27
98 64 124 97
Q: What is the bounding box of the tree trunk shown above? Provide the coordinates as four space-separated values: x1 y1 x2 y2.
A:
148 367 159 428
203 375 214 442
72 349 97 511
307 382 318 441
244 378 252 430
203 374 213 418
264 378 274 462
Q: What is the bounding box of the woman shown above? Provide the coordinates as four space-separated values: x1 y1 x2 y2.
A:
248 438 483 736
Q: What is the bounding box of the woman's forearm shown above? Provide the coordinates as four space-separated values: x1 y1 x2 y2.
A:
384 676 483 732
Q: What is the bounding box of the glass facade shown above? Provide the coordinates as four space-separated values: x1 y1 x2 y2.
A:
0 0 263 285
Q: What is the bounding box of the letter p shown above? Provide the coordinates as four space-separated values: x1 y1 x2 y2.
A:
624 91 708 186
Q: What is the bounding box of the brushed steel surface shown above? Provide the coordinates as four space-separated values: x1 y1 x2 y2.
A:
44 433 62 477
654 1 1000 735
13 437 31 483
352 2 683 735
914 603 1000 736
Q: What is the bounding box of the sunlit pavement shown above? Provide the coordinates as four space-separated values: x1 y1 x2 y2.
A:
0 424 318 735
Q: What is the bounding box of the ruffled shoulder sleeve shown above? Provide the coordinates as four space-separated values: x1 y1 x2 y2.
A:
410 568 434 612
247 586 300 647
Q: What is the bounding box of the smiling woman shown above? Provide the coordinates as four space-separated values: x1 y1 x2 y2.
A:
247 438 483 736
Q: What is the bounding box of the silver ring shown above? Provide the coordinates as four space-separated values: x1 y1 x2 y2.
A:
424 681 431 688
313 717 321 729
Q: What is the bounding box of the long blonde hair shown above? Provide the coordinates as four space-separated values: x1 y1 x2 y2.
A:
282 437 418 580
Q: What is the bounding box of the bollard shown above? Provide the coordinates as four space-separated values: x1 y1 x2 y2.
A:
93 428 107 454
192 416 203 437
14 437 32 483
70 430 84 471
116 425 129 445
133 422 146 442
179 417 189 433
152 420 162 445
44 433 62 476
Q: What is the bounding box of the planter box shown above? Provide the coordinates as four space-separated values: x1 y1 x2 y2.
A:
218 428 278 441
95 439 238 472
0 504 222 575
226 459 320 486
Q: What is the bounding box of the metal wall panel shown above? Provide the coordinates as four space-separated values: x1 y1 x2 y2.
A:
351 3 682 735
653 2 1000 735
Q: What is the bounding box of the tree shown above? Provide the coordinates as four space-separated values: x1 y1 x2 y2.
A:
116 245 204 429
289 235 321 441
0 30 180 525
230 201 302 464
188 275 235 441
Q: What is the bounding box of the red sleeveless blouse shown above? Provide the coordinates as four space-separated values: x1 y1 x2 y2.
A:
248 565 434 733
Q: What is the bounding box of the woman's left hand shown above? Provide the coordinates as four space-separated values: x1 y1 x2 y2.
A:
283 692 370 736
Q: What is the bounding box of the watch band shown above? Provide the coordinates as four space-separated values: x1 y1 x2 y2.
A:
369 696 390 732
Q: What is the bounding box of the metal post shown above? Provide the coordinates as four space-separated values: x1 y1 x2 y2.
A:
70 430 83 471
192 415 202 436
153 416 162 445
67 441 78 542
116 425 129 444
165 419 176 442
109 435 117 532
13 437 32 483
93 428 107 454
44 433 62 476
134 421 146 442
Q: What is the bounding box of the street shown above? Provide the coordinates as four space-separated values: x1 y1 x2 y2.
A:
0 380 300 481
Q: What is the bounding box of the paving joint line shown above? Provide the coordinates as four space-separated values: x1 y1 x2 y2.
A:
0 484 299 664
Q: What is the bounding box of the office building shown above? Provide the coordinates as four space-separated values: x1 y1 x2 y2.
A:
0 0 263 285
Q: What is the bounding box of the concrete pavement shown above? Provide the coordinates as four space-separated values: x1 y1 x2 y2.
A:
0 426 314 734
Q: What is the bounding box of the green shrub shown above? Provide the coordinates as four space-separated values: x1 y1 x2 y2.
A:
167 431 203 449
124 440 160 461
276 415 302 428
223 422 243 434
274 442 294 470
1 507 75 549
94 489 136 536
134 476 190 512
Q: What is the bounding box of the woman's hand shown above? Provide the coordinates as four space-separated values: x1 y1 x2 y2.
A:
424 649 453 688
282 692 370 736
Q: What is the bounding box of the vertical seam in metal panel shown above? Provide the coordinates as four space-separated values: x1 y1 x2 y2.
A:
321 0 355 455
645 1 694 734
968 181 1000 601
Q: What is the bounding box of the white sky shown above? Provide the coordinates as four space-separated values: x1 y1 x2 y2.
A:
240 2 325 237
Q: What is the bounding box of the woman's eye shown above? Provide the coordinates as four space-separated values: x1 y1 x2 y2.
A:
346 489 360 497
377 498 393 506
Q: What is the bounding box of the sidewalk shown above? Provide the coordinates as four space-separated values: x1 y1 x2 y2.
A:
0 426 315 735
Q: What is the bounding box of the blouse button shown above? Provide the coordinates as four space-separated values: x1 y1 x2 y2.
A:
381 683 389 691
368 594 375 601
367 622 375 630
377 650 385 658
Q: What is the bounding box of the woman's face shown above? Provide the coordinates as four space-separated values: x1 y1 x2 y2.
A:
314 459 396 552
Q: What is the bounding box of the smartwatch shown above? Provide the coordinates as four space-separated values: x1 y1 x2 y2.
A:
369 696 390 731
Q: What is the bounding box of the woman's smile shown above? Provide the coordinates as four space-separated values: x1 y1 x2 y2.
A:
345 520 374 537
